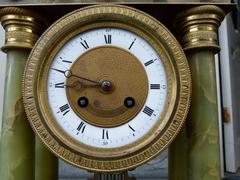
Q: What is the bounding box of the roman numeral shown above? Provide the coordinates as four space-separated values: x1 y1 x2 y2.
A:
128 125 135 132
80 40 89 49
104 34 111 44
105 28 111 32
62 60 72 63
59 104 70 116
77 121 86 133
51 68 65 74
144 60 154 66
102 129 109 139
150 84 160 89
60 57 72 63
55 82 64 88
128 38 136 50
143 106 154 117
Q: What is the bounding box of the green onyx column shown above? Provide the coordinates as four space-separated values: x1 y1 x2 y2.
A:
35 137 58 180
169 5 225 180
0 49 33 179
0 7 57 180
169 125 187 180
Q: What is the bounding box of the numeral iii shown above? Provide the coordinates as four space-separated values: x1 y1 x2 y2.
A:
143 106 154 117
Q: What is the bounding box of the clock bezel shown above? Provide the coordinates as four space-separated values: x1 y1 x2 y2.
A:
40 22 175 157
23 5 191 172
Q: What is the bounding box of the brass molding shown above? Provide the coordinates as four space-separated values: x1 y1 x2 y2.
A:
93 171 129 180
0 7 48 52
174 5 225 52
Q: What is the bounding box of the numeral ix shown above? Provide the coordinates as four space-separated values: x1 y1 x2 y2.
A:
55 82 64 88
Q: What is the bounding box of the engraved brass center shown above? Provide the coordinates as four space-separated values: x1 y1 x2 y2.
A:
66 46 148 128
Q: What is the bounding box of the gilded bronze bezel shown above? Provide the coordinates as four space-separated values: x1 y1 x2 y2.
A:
23 5 191 172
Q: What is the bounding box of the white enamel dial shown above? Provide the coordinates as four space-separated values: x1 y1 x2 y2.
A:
47 28 168 148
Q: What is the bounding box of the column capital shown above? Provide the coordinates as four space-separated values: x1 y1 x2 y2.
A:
174 5 225 53
0 7 48 52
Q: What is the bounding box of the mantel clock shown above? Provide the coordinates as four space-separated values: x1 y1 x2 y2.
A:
23 5 191 172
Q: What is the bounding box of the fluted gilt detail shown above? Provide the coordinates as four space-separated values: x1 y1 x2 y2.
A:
0 7 48 52
174 5 225 52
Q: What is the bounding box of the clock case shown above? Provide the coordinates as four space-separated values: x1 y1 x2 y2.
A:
22 5 191 173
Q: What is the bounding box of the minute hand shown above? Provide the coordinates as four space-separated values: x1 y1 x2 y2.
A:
70 73 100 85
51 68 100 85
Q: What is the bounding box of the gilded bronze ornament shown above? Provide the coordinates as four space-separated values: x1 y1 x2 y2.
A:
0 7 48 51
174 5 225 52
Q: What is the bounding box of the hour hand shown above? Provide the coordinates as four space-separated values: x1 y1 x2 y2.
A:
66 80 99 90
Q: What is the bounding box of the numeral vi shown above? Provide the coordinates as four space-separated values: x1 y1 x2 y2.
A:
102 129 109 139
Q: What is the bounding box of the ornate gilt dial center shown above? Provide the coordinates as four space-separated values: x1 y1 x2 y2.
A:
66 46 148 128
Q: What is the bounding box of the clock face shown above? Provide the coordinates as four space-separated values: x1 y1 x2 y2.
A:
23 5 191 172
47 27 167 148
